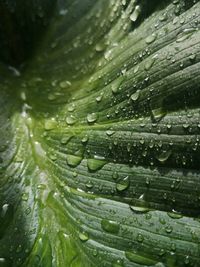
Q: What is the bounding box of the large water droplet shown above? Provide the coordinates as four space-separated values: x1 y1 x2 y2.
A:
87 113 98 123
156 150 171 163
66 155 82 167
44 119 57 130
101 219 120 234
130 5 141 22
87 158 106 172
129 205 150 213
145 34 157 44
66 115 77 125
125 251 158 266
116 176 130 192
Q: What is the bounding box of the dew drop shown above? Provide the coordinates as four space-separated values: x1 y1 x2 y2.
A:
130 205 150 213
145 34 157 44
167 211 182 219
59 80 71 88
165 225 173 234
87 158 106 172
156 150 171 163
68 103 75 112
116 176 130 192
131 90 141 102
101 219 120 234
66 155 82 167
151 107 166 122
79 231 89 242
44 119 57 130
130 5 141 22
137 233 144 243
87 113 98 123
125 251 157 266
66 115 77 125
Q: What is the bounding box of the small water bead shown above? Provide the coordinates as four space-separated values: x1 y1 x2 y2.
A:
79 231 89 242
87 113 98 123
95 42 106 52
21 192 29 201
59 80 71 88
96 95 103 103
81 135 89 144
111 76 124 94
66 155 82 167
67 103 75 112
137 233 144 243
145 34 157 44
116 176 130 192
176 28 197 43
131 90 141 102
49 153 57 161
151 107 166 122
112 171 118 180
167 211 182 219
86 181 93 189
60 136 71 145
165 225 173 234
66 115 77 125
106 130 115 136
156 150 172 163
44 119 57 130
130 5 141 22
101 219 120 234
130 205 150 213
145 56 157 71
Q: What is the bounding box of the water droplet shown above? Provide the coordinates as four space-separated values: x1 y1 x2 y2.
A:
125 251 157 265
137 233 144 242
0 258 12 267
66 155 82 167
111 76 124 94
86 181 93 189
101 219 120 234
176 28 197 43
145 34 157 44
87 113 98 123
165 225 173 234
116 176 130 192
87 158 106 172
130 205 150 213
79 231 89 242
81 135 89 144
68 103 75 112
167 211 182 219
95 42 106 52
156 150 171 163
44 119 57 130
151 107 166 122
145 56 157 71
130 5 141 22
66 115 77 125
131 90 141 102
59 80 71 88
106 130 115 136
21 192 29 201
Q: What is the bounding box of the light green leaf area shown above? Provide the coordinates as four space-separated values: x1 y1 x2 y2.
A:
0 0 200 266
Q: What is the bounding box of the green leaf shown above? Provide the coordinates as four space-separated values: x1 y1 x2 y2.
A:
0 0 200 266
